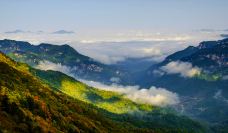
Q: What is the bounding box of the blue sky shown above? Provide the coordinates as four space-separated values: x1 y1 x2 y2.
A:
0 0 228 33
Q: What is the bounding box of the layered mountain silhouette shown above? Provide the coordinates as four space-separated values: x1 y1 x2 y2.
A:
1 38 228 132
0 39 130 84
0 51 207 132
139 38 228 128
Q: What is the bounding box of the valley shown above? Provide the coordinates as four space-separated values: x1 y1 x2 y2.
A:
0 38 228 132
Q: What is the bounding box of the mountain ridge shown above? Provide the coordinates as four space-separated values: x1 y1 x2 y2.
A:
139 38 228 127
0 52 207 132
0 39 130 84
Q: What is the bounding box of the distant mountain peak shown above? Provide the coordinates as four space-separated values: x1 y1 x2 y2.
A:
52 30 75 34
4 29 25 34
38 43 79 54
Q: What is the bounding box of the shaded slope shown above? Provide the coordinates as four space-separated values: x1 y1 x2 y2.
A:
0 39 129 84
140 38 228 125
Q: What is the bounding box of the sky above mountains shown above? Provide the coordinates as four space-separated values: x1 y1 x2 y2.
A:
0 0 228 64
1 0 228 34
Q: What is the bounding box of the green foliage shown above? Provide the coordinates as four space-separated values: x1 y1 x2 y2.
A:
30 65 208 133
0 52 208 133
0 39 132 85
0 52 144 133
196 72 222 81
60 79 153 114
31 68 155 114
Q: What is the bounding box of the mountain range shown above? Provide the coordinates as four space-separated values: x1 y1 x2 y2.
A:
0 39 130 85
1 38 228 132
0 49 207 132
139 38 228 129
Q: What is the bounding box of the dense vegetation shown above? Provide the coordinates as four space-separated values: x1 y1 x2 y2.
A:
31 68 209 132
0 52 142 132
31 69 154 114
0 52 207 132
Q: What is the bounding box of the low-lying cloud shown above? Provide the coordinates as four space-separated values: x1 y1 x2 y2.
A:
36 60 77 77
159 61 201 78
0 30 223 65
79 79 179 107
71 41 189 64
36 60 179 107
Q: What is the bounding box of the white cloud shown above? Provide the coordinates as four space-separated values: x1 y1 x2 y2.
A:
71 41 189 64
78 79 179 107
0 35 188 64
152 69 165 76
0 30 224 64
36 60 179 107
0 31 193 65
159 61 201 77
36 60 77 77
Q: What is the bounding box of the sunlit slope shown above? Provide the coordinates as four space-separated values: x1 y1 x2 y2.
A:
0 52 207 132
30 67 208 133
31 69 154 114
0 52 150 132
